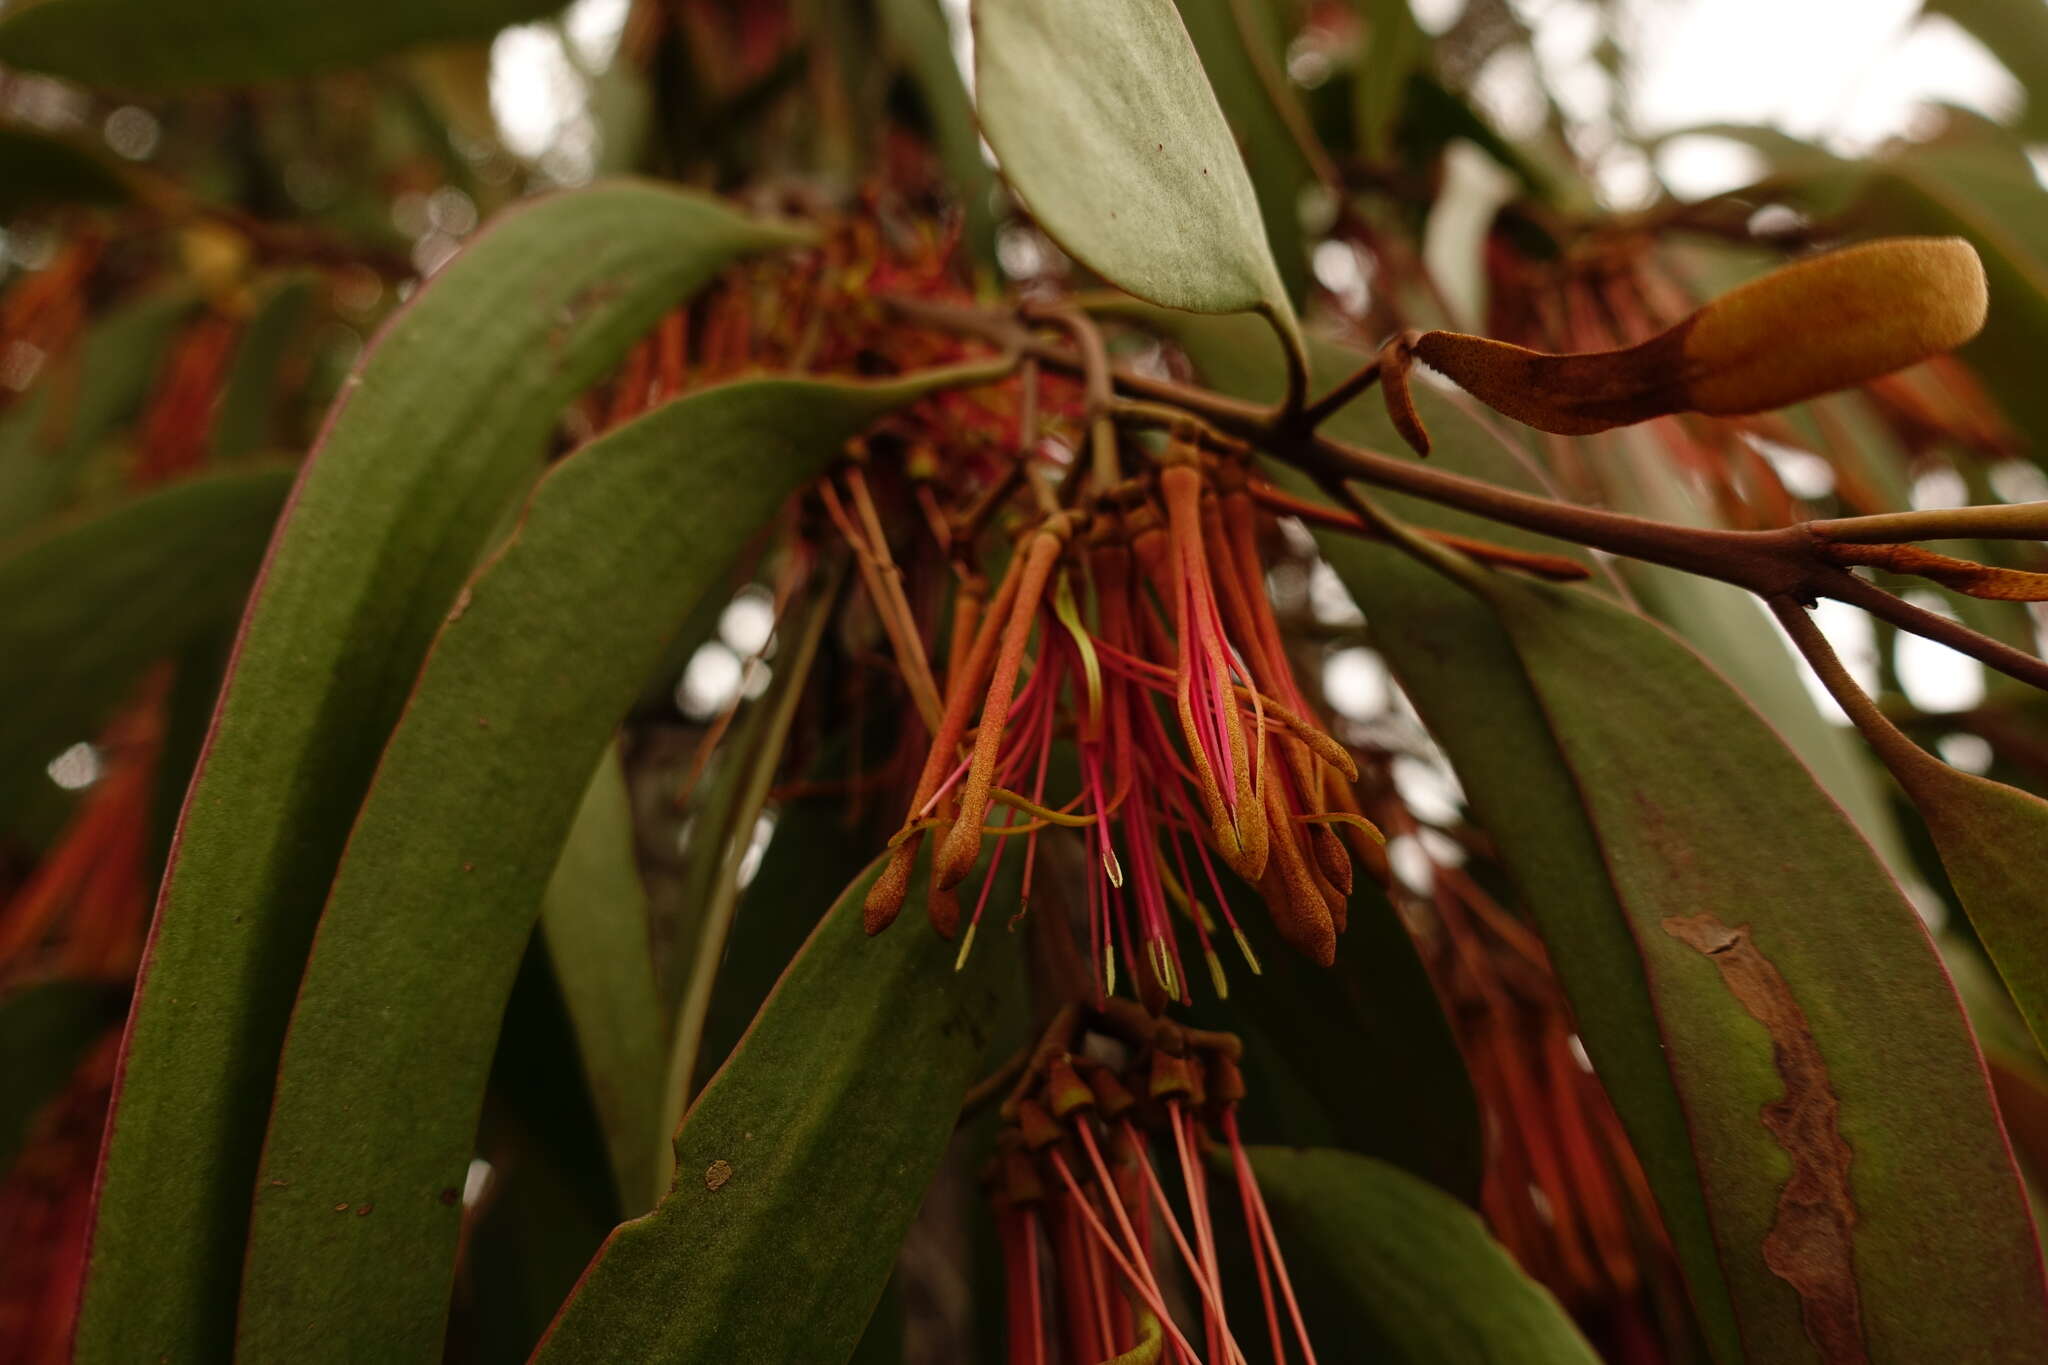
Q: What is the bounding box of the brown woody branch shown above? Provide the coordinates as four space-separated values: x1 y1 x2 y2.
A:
886 294 2048 695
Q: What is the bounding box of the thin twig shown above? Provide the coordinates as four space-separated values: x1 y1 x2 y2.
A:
885 294 2048 696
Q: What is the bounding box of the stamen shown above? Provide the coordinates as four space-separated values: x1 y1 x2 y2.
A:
1224 1109 1318 1365
1047 1151 1203 1364
935 522 1070 888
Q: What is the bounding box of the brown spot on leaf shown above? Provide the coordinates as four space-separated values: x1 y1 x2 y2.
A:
704 1159 734 1192
439 1187 460 1206
354 1202 373 1217
1663 913 1868 1364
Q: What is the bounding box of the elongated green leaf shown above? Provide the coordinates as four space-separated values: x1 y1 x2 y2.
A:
1487 577 2048 1361
1246 1145 1599 1364
77 183 806 1365
0 468 290 822
1866 728 2048 1056
658 567 841 1201
532 853 1017 1364
973 0 1299 340
237 365 1000 1363
0 124 129 213
539 745 664 1217
687 794 874 1098
0 0 563 88
1592 427 1914 880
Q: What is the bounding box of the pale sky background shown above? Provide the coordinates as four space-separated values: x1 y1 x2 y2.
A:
483 0 2036 763
492 0 2031 197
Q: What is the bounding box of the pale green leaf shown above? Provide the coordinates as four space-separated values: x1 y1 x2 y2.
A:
973 0 1299 341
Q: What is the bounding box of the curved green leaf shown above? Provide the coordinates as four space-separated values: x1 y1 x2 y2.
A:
1867 728 2048 1057
0 123 129 213
687 794 875 1099
657 566 841 1201
1246 1145 1599 1364
1591 426 1914 881
0 468 290 822
236 365 1000 1363
539 745 664 1217
0 0 563 89
77 183 806 1365
973 0 1299 340
1487 576 2048 1362
531 852 1017 1364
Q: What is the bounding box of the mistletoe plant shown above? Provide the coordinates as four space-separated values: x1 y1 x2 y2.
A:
5 0 2048 1363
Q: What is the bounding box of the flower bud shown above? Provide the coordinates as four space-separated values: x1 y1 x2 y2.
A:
1413 236 1987 436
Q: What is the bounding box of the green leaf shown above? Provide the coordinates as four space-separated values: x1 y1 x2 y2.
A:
687 794 875 1098
1924 0 2048 140
878 0 1000 274
657 566 841 1200
0 468 290 825
1245 1145 1599 1364
1590 427 1915 880
538 745 664 1217
1862 725 2048 1058
973 0 1300 342
0 980 126 1173
1486 577 2048 1362
0 123 129 213
530 853 1017 1364
0 0 565 89
1172 0 1317 304
76 183 807 1365
235 365 1000 1363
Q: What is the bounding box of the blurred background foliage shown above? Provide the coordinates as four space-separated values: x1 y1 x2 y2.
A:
4 0 2048 1361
